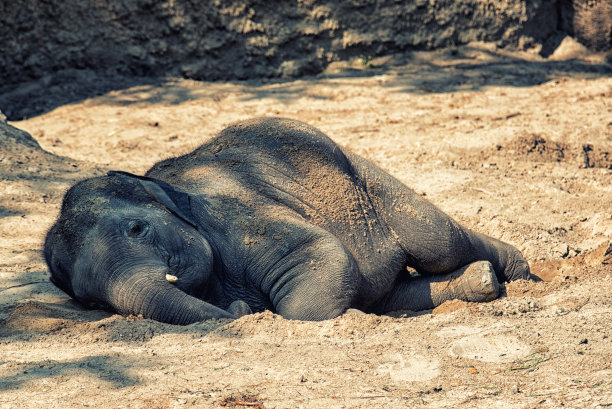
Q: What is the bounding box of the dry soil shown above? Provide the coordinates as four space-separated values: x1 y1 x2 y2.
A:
1 42 611 408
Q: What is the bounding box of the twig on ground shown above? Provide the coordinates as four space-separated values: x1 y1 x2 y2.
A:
510 352 551 371
220 396 266 409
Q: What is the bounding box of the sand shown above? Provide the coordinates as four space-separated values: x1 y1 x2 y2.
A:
1 43 611 408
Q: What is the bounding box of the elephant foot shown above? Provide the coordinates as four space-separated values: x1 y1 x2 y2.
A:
502 249 533 282
227 300 253 318
373 260 501 313
432 260 500 304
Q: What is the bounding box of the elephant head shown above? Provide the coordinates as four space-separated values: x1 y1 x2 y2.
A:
44 171 234 324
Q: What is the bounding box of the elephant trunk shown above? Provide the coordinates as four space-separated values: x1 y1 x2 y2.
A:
107 268 233 325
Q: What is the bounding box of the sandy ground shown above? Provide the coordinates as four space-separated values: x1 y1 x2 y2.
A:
1 43 611 408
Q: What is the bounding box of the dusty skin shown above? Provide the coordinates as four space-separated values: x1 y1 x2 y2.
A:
1 43 611 408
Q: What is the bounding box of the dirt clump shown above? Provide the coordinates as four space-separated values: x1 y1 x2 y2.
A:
498 134 611 169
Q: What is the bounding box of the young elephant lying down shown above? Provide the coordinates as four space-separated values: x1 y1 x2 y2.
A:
45 118 532 324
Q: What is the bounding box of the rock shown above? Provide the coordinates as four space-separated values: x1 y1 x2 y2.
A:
549 36 590 60
559 0 612 51
552 243 569 258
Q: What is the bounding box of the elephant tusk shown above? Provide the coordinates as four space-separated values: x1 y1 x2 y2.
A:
165 274 179 283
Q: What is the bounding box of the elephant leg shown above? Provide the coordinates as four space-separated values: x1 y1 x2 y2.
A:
374 260 500 312
348 151 530 282
371 175 529 282
267 235 360 321
390 190 529 282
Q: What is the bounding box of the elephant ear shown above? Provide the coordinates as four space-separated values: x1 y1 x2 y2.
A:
107 170 198 229
44 224 78 299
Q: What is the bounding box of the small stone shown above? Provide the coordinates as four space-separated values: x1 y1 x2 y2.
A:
553 243 569 258
549 36 590 61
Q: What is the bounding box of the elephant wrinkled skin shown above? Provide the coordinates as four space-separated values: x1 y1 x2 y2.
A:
44 118 533 324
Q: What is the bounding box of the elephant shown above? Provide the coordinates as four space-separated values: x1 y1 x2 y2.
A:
44 118 532 324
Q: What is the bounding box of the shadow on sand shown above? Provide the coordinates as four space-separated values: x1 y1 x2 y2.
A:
1 45 610 120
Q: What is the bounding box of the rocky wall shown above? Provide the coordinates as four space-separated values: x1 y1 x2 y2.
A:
1 0 610 120
1 0 562 86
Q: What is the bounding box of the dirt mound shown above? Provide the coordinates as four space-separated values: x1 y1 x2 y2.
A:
0 119 44 151
448 132 612 171
497 134 611 168
0 299 231 344
0 300 109 338
0 120 100 180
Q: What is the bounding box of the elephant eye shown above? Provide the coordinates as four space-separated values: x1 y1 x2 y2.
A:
126 220 149 238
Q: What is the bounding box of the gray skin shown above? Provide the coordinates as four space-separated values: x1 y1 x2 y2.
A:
44 118 532 324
